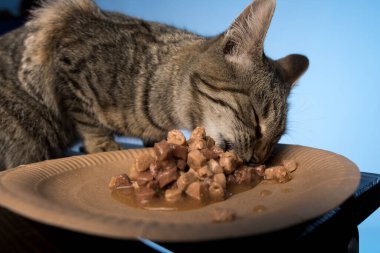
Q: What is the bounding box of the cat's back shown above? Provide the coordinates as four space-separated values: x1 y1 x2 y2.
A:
0 27 28 83
18 0 200 89
0 27 27 52
27 0 199 52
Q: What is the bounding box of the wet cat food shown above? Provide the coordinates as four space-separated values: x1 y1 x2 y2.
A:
109 127 298 211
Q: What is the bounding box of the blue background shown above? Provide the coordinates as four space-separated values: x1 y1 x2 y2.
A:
1 0 379 251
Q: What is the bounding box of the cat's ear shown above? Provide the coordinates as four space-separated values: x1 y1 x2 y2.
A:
223 0 276 65
276 54 309 87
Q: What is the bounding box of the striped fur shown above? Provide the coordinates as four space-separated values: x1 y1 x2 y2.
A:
0 0 308 170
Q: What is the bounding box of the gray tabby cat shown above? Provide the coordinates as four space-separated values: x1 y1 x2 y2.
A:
0 0 308 170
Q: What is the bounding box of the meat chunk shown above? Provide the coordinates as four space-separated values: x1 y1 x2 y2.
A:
136 171 154 186
208 182 225 201
157 158 177 171
264 166 292 183
185 181 208 201
187 149 207 170
189 127 206 142
167 129 186 146
165 188 183 203
232 166 260 185
219 151 239 174
149 161 160 178
108 174 132 190
208 159 223 174
172 144 188 161
253 165 266 177
210 145 224 157
154 140 173 161
213 173 227 189
157 166 179 188
176 159 187 171
189 139 206 151
197 166 213 180
200 148 220 160
176 171 198 191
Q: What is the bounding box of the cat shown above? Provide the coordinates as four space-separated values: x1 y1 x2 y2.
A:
0 0 308 170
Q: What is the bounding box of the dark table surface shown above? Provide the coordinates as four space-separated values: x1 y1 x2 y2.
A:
1 171 379 253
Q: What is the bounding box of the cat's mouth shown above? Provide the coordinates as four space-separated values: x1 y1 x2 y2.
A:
221 138 234 151
217 135 273 165
252 144 277 165
218 137 254 163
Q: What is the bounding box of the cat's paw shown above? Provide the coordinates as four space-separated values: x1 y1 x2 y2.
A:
85 140 124 153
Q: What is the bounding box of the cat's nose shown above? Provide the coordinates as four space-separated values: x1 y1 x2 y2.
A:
251 142 270 164
251 153 264 165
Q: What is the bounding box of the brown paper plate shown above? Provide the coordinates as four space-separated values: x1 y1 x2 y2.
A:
0 144 360 242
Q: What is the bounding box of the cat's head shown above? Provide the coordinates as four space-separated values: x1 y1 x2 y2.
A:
193 0 308 164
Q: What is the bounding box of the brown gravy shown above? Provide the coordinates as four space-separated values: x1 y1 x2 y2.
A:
112 181 259 211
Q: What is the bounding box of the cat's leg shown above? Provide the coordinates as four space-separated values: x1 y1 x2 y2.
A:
75 121 123 153
0 107 63 170
0 134 51 170
82 131 123 153
0 88 71 170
